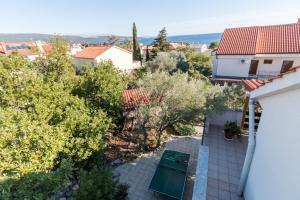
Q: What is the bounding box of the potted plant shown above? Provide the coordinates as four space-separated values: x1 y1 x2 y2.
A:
224 121 234 140
224 121 241 140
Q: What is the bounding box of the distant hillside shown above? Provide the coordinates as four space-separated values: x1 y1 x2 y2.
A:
0 33 222 45
0 33 127 44
139 33 222 45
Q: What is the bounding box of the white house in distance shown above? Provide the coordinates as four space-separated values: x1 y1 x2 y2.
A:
239 67 300 200
189 43 208 53
213 19 300 80
73 45 134 72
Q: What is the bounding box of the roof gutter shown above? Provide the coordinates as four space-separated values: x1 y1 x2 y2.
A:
238 94 256 196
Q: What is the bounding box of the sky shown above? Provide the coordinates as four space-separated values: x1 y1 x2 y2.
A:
1 0 300 36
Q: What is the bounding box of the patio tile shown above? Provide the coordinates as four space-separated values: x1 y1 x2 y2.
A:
114 135 202 200
219 189 231 200
206 126 247 200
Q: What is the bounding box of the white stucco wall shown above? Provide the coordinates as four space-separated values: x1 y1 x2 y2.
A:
215 55 254 77
208 110 242 127
214 54 300 78
96 46 133 72
244 87 300 200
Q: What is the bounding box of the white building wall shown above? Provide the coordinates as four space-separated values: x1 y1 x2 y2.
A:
215 55 254 77
244 88 300 200
96 46 133 72
214 54 300 78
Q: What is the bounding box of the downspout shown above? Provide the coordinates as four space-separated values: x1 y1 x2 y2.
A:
238 95 256 196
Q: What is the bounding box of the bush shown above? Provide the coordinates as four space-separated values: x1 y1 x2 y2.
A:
173 123 196 136
76 166 128 200
0 159 73 200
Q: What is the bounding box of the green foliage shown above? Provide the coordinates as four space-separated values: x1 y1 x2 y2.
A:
209 41 219 49
224 121 241 137
149 27 170 59
76 166 128 200
0 51 119 198
186 50 212 77
145 51 188 74
119 38 132 51
132 22 141 61
73 61 127 120
222 84 246 110
0 159 73 200
173 123 196 136
33 36 77 88
134 71 222 147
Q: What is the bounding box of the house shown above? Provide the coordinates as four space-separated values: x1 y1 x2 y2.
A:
0 41 55 60
73 45 134 72
189 43 208 53
122 88 149 131
0 42 39 60
213 19 300 80
239 67 300 200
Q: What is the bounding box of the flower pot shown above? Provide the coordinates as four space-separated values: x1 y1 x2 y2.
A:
224 130 233 140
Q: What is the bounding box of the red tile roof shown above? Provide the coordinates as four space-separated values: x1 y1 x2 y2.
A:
123 88 150 109
242 66 300 91
42 44 52 54
74 46 112 59
217 21 300 55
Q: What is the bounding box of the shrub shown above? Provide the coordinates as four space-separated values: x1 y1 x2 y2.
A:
0 159 73 200
173 123 196 136
76 166 128 200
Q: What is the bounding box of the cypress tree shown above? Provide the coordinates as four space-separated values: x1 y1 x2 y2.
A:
132 22 141 61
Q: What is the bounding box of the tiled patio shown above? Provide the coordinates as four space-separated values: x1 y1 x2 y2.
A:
206 126 248 200
113 135 202 200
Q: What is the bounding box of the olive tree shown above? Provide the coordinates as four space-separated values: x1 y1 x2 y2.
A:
134 71 222 147
144 51 188 74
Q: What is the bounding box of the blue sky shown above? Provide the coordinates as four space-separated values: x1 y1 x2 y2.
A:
1 0 300 36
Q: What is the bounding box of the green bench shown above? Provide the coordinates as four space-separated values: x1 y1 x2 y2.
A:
149 150 190 200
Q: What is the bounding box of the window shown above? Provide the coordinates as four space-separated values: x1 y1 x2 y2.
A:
249 60 259 76
263 59 273 64
281 60 294 73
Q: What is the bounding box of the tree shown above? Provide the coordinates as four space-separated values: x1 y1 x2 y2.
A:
0 50 126 199
132 22 141 61
222 83 245 110
178 46 212 77
151 27 170 58
134 71 221 147
107 35 119 45
209 41 219 49
73 61 128 120
145 51 188 74
119 38 132 50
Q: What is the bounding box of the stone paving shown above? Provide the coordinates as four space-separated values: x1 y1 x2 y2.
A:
206 126 248 200
113 135 202 200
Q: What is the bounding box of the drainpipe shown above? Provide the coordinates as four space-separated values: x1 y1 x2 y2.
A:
238 96 256 196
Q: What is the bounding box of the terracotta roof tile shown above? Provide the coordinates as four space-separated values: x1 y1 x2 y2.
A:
123 88 150 109
42 44 52 54
242 66 300 91
74 46 112 59
217 21 300 55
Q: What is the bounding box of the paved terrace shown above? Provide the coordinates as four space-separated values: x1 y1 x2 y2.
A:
114 134 202 200
206 126 247 200
113 125 247 200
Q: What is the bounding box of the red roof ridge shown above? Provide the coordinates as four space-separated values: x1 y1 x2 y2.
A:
74 45 112 59
217 20 300 55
